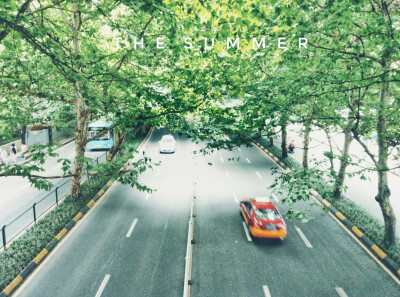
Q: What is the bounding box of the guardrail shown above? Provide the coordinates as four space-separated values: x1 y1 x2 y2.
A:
0 151 109 250
183 196 196 297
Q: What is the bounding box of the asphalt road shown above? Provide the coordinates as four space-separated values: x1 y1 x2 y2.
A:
14 129 400 297
0 140 105 247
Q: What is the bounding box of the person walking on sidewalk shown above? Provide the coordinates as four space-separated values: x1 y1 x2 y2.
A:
0 148 8 165
288 139 295 154
10 143 17 163
20 143 28 158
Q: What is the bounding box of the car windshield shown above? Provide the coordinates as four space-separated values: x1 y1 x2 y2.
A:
162 138 174 143
255 208 281 220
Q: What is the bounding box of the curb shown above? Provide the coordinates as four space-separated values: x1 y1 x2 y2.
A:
0 127 153 297
252 141 400 281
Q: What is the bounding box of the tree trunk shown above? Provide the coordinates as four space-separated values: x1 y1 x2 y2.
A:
107 130 126 162
21 125 27 144
70 91 89 198
281 123 287 158
376 78 396 247
70 2 88 199
302 121 311 169
333 120 353 199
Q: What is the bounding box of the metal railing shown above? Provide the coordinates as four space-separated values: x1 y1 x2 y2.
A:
1 151 109 250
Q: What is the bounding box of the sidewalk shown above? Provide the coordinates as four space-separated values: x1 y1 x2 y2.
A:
270 124 400 236
1 135 75 167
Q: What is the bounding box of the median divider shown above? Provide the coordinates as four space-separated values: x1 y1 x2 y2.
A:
183 195 196 297
252 140 400 281
0 127 154 297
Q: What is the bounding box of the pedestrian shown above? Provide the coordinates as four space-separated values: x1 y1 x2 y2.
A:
0 148 8 165
9 143 17 163
20 143 28 158
11 143 16 155
288 139 295 153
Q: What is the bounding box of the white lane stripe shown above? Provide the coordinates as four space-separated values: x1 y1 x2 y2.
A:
220 155 224 163
95 274 110 297
256 171 263 179
145 193 150 200
156 170 160 176
233 192 239 203
295 226 313 248
242 222 252 241
335 287 348 297
246 158 251 164
263 285 272 297
225 170 230 179
238 147 241 152
126 219 138 238
271 193 279 202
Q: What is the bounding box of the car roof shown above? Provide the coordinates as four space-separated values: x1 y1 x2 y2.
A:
249 197 277 209
162 134 174 139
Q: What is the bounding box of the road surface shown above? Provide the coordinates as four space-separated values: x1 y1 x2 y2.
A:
14 129 400 297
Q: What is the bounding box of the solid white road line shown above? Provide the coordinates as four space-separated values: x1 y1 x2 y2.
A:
126 219 138 238
220 155 224 163
95 274 110 297
295 226 313 248
263 285 272 297
233 192 239 203
335 287 348 297
256 171 263 179
271 193 279 202
145 193 150 200
238 147 241 152
225 170 231 179
246 158 251 164
242 222 252 241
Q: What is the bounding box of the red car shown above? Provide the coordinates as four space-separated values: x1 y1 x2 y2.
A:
240 197 287 239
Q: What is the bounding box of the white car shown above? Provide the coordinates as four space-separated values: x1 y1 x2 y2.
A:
159 135 176 153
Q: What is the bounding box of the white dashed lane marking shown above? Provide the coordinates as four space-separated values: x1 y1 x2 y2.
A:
233 192 238 203
335 287 348 297
95 274 110 297
242 222 252 241
256 171 263 179
126 219 138 238
263 285 272 297
295 226 313 248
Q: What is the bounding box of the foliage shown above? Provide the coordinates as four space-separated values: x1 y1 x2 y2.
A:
0 128 149 291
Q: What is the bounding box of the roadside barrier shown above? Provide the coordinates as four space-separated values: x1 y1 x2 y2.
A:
0 152 109 250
